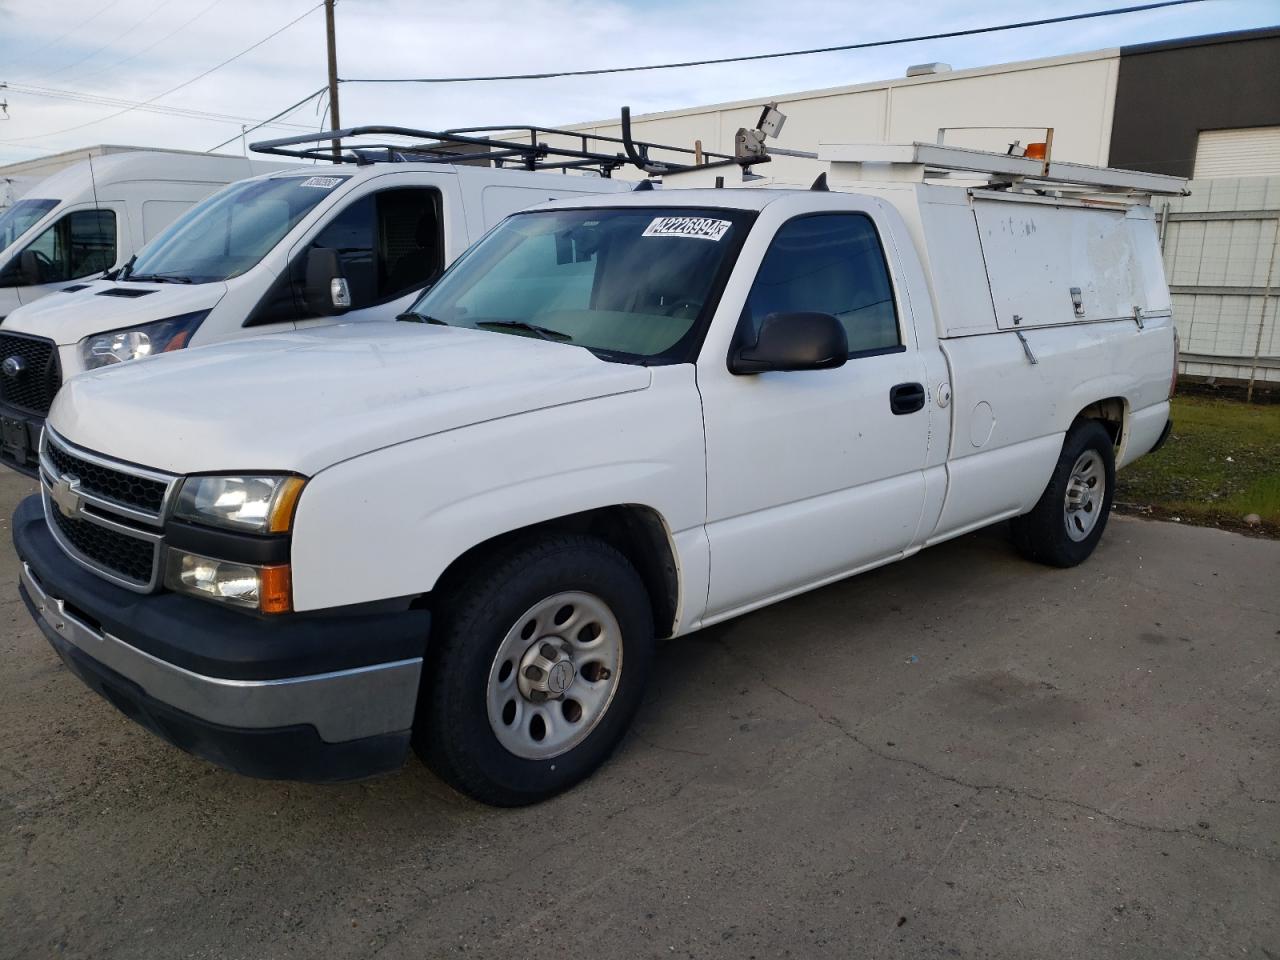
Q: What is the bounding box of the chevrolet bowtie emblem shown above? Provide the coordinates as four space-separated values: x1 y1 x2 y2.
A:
50 474 82 520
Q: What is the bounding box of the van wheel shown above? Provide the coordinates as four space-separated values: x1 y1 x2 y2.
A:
414 535 654 806
1010 419 1116 568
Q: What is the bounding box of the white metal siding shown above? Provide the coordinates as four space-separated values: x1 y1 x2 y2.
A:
1194 127 1280 179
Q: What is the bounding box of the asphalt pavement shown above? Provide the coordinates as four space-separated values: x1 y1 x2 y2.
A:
1 466 1276 959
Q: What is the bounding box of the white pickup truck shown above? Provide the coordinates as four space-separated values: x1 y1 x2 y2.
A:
12 143 1183 805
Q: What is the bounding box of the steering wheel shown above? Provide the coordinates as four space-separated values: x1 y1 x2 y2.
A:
663 298 703 318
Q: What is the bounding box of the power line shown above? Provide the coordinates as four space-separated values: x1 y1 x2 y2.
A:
0 1 325 144
64 0 228 85
342 0 1211 84
4 0 127 75
5 81 316 132
205 86 328 152
21 0 172 83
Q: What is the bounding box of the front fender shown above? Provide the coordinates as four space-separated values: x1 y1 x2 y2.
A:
289 367 706 613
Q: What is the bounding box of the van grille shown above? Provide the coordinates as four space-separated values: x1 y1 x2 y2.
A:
0 332 61 416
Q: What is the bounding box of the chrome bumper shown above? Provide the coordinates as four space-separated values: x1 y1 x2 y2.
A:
20 562 422 744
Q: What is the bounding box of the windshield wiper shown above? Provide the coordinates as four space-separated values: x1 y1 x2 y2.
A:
475 319 572 342
396 310 449 325
125 272 194 284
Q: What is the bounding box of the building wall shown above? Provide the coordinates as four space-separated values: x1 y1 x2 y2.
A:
562 49 1122 181
1109 28 1280 178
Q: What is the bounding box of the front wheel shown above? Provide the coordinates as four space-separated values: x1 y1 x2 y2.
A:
414 535 654 806
1010 419 1116 568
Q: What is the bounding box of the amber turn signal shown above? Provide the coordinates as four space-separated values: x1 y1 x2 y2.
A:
259 565 293 614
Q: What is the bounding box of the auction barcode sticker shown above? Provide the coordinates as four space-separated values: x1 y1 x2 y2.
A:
642 216 732 241
300 176 344 189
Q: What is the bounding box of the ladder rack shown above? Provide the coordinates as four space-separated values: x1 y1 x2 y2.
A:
818 142 1188 196
251 108 764 178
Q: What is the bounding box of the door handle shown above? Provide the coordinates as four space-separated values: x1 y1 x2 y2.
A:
889 382 926 415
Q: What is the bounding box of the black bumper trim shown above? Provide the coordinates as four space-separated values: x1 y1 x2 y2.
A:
12 494 430 681
0 404 42 477
29 596 410 782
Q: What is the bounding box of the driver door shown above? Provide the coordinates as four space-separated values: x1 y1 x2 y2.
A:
13 206 121 305
698 209 932 620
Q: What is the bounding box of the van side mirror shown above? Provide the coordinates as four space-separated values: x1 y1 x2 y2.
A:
303 246 351 316
0 252 40 288
728 312 848 374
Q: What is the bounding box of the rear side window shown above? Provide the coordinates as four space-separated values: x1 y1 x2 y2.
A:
19 209 116 284
742 213 899 356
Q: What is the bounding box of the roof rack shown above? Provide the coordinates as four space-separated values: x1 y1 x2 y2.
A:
250 107 767 178
818 142 1188 196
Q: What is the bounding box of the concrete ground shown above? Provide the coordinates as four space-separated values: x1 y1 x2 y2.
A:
0 466 1276 960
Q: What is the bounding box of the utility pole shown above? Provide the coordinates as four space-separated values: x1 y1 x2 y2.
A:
324 0 341 161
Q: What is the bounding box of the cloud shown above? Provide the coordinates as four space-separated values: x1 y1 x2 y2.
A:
0 0 1274 165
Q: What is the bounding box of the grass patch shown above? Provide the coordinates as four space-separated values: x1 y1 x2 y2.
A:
1115 395 1280 535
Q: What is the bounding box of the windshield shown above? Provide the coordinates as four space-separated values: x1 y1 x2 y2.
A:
0 198 58 253
407 206 752 363
125 174 350 283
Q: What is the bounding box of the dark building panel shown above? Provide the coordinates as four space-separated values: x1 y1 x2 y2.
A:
1109 27 1280 177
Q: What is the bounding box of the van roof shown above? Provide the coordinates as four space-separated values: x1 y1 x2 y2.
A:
20 151 288 200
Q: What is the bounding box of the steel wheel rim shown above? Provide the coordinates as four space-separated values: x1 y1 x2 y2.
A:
1063 450 1105 542
485 591 623 760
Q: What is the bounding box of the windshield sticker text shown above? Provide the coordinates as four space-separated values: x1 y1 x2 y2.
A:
300 176 343 189
642 217 732 241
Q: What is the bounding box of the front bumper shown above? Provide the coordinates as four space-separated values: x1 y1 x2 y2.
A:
13 495 430 782
0 403 43 477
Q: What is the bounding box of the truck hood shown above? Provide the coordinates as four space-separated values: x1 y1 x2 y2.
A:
49 322 652 475
2 280 227 345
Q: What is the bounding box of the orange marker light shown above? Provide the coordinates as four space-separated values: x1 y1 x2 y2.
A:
259 565 293 614
1024 142 1048 161
268 477 307 534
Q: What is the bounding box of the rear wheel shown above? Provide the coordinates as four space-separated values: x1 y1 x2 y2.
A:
1010 419 1116 568
414 535 654 806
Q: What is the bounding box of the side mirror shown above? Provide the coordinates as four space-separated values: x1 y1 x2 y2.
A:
729 312 848 374
18 250 43 286
303 246 351 316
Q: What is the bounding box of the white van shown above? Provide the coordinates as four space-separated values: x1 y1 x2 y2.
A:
0 127 654 473
0 151 287 321
13 142 1183 803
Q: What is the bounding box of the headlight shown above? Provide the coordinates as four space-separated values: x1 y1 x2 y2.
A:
165 551 292 614
78 311 209 371
173 474 305 534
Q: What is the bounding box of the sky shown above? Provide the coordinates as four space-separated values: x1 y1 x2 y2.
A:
0 0 1276 166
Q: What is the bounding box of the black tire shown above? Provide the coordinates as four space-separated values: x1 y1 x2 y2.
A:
413 534 654 806
1010 419 1116 568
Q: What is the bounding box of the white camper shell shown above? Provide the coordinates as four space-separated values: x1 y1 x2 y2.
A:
0 151 287 321
13 142 1186 804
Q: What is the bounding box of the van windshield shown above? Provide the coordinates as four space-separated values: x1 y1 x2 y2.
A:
406 207 752 363
0 198 58 253
124 174 350 284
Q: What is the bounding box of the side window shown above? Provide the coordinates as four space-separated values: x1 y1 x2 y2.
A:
310 195 377 308
20 210 117 284
743 213 899 356
378 188 443 299
302 187 442 312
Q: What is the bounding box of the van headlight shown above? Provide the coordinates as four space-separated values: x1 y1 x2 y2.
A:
79 311 209 370
173 475 306 534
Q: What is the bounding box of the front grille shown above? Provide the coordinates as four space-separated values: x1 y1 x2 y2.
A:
48 505 156 586
45 440 168 514
0 332 61 416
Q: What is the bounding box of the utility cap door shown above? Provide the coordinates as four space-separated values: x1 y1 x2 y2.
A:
972 196 1170 330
